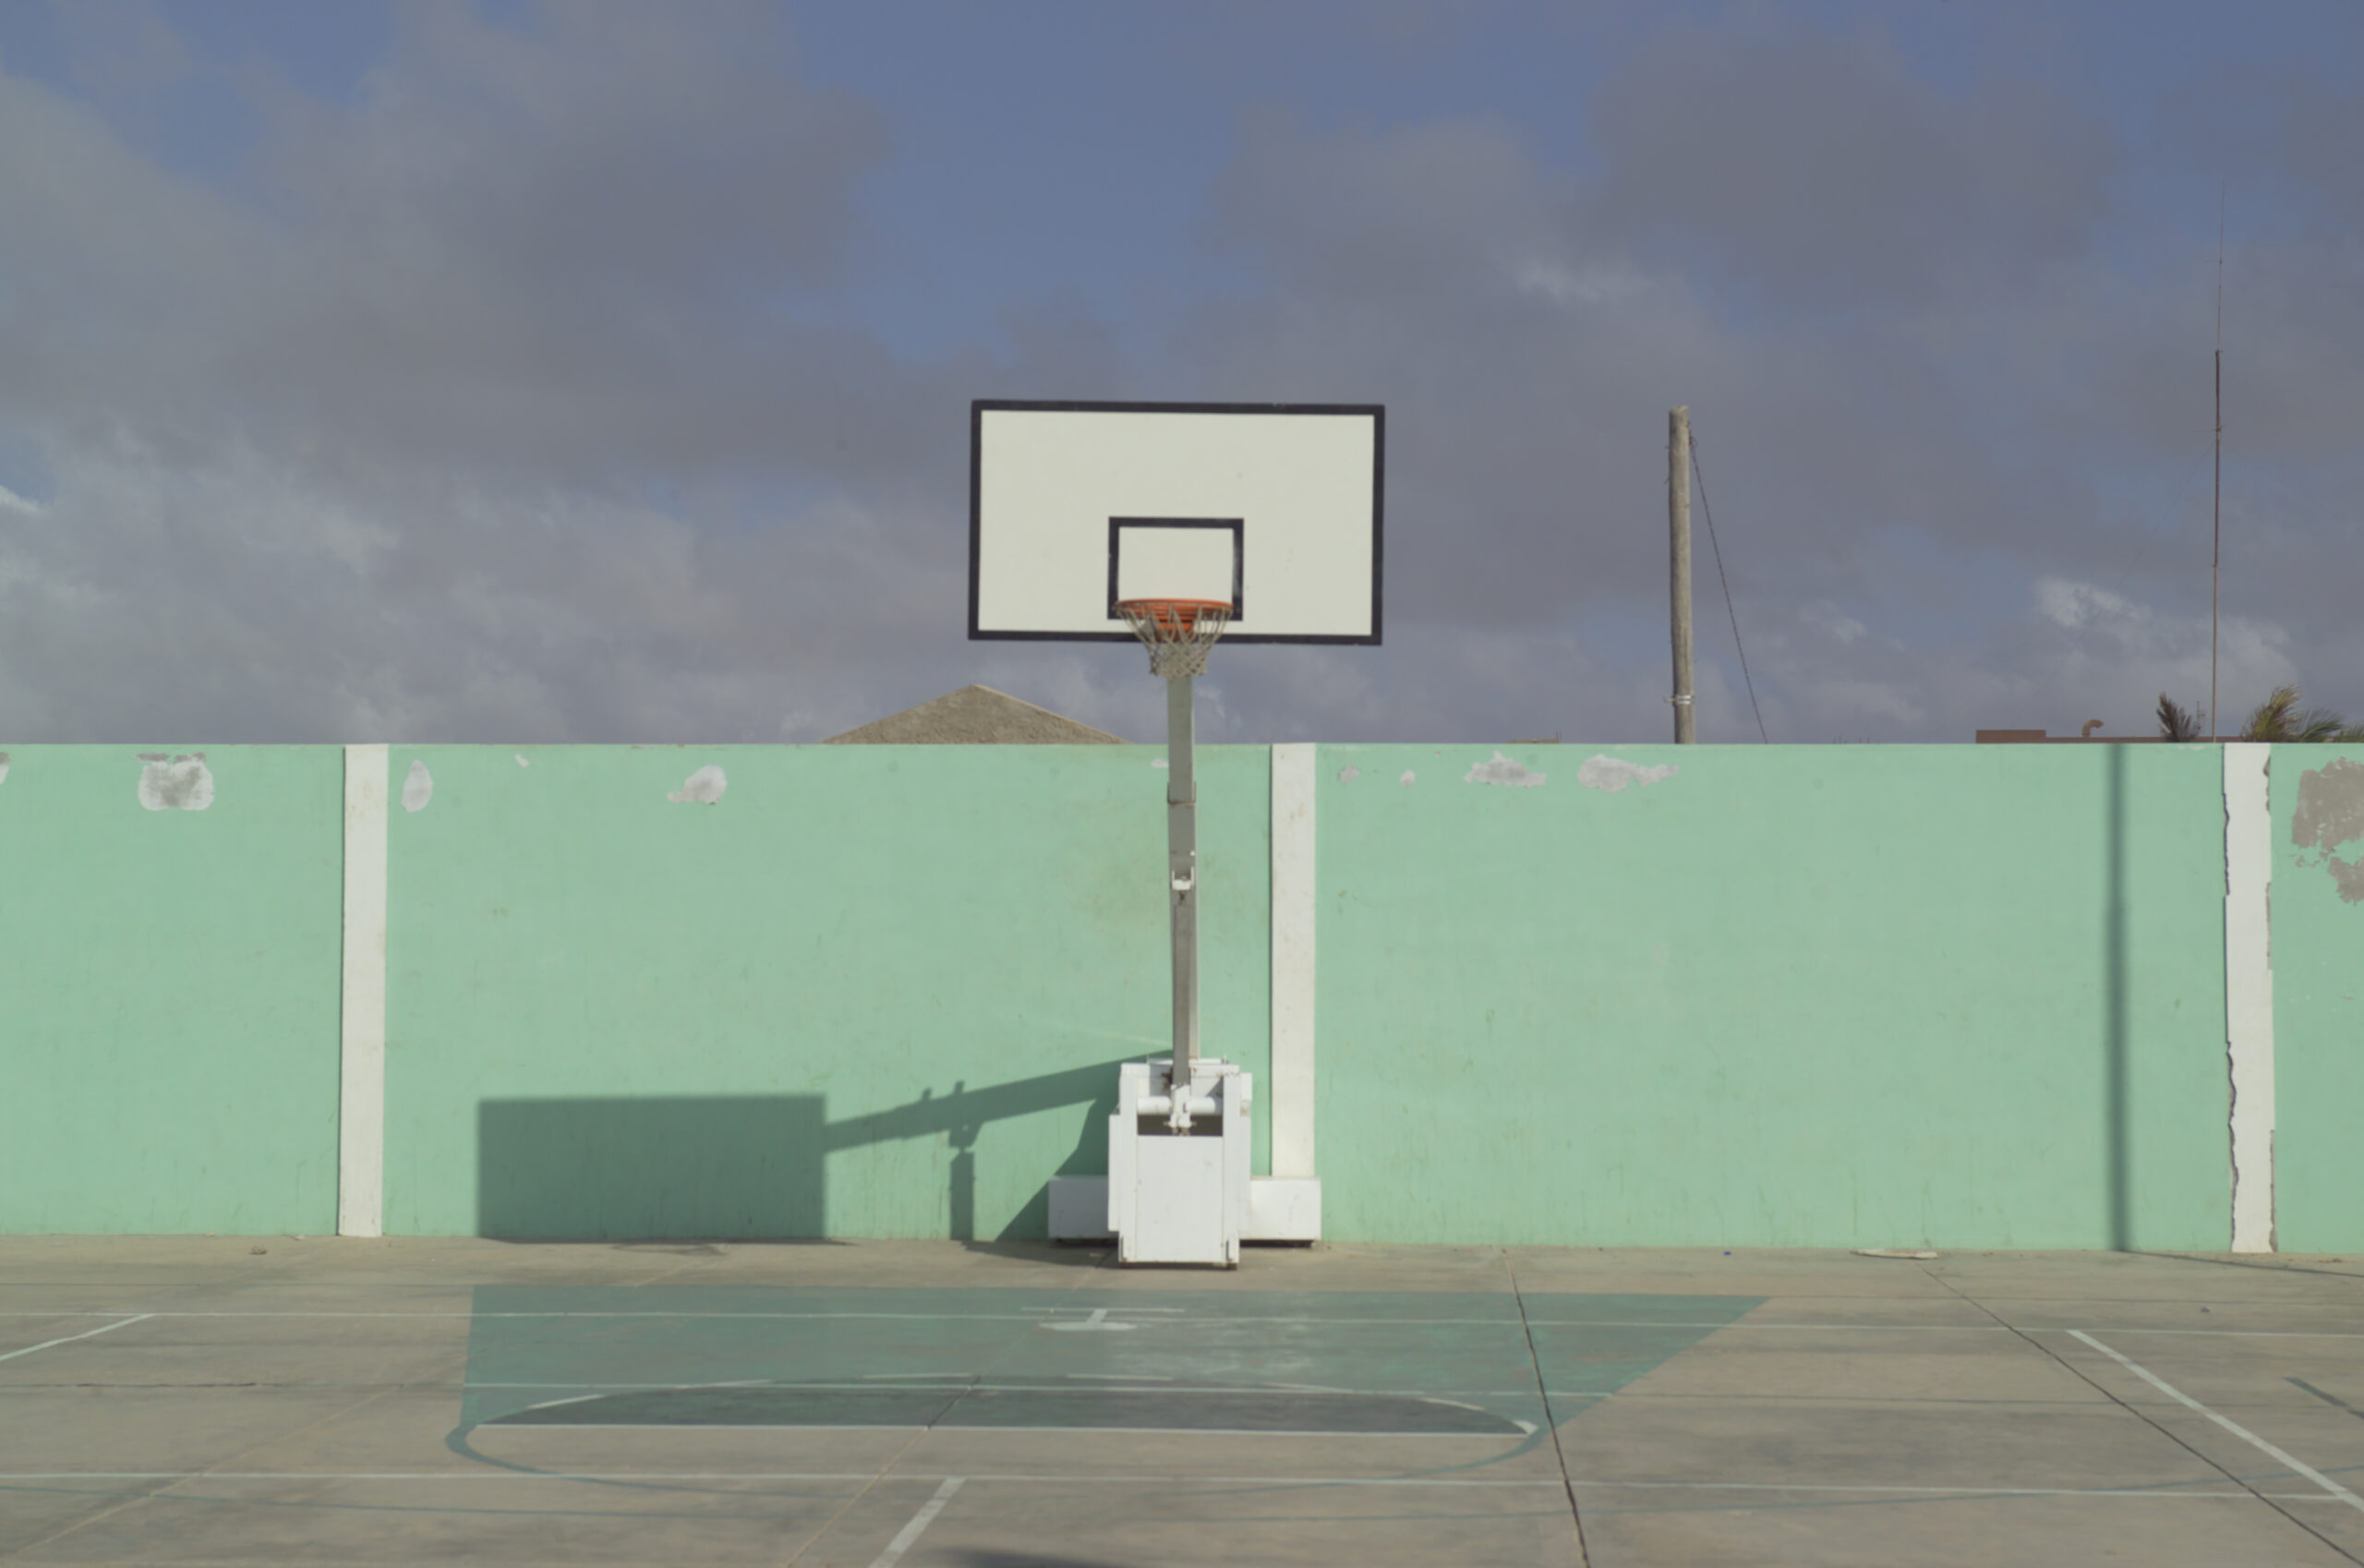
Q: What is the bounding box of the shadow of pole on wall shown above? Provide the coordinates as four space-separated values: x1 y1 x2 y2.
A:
2105 742 2129 1251
821 1059 1128 1242
476 1057 1129 1241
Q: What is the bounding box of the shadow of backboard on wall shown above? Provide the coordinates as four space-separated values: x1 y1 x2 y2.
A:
476 1062 1131 1241
477 1097 826 1239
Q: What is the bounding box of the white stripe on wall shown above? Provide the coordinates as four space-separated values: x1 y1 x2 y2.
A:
1270 743 1318 1180
2224 742 2275 1254
338 744 391 1239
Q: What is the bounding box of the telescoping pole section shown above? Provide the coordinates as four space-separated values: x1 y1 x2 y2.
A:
1165 671 1200 1105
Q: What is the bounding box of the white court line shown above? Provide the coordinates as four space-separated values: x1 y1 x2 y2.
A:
485 1424 1526 1440
0 1315 152 1364
1579 1476 2278 1503
865 1372 984 1381
2069 1331 2364 1515
514 1393 603 1413
869 1476 962 1568
2092 1328 2364 1341
3 1472 886 1484
461 1382 2333 1415
54 1312 2323 1350
0 1471 1562 1490
1053 1372 1172 1382
3 1471 2346 1502
472 1380 1554 1399
7 1309 2362 1342
0 1309 1706 1328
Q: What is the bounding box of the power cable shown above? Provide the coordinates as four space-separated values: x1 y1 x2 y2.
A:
1687 435 1770 743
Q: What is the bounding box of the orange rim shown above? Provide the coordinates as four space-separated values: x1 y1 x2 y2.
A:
1116 597 1231 637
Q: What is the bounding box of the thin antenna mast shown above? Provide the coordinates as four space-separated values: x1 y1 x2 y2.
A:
2210 191 2224 741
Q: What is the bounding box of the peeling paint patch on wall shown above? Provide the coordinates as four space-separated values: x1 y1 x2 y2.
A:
137 753 214 811
515 754 531 768
2293 756 2364 903
1151 758 1167 769
0 751 9 786
1464 752 1544 788
401 760 434 814
1336 766 1360 784
668 765 728 804
1399 770 1416 786
1575 754 1676 793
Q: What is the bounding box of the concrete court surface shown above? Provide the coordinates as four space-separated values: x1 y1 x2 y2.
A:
3 1238 2363 1567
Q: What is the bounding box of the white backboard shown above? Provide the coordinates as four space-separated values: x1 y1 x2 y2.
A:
969 401 1383 644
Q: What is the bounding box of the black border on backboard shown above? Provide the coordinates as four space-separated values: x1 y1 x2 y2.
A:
968 399 1385 645
1106 518 1244 623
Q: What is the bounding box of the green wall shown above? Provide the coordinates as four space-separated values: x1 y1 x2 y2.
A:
0 746 344 1233
380 745 1271 1239
3 740 2354 1249
1313 743 2233 1248
2270 743 2364 1252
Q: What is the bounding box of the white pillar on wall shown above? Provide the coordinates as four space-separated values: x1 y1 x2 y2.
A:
338 743 390 1239
2224 742 2275 1254
1270 743 1318 1180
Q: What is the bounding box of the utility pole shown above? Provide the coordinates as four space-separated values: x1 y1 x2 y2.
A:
2210 198 2225 742
1669 405 1695 743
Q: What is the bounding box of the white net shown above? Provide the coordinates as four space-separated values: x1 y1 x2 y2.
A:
1117 598 1232 680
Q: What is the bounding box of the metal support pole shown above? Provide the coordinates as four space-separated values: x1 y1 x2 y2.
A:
1669 405 1696 743
1164 672 1200 1120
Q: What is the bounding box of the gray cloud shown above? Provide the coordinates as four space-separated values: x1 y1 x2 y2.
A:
0 4 982 742
1 1 911 487
0 6 2354 751
1165 20 2358 744
1586 23 2117 311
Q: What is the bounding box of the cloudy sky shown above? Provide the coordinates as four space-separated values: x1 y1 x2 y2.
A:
0 0 2356 745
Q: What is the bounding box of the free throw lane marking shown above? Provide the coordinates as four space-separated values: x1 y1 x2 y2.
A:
0 1315 151 1364
871 1476 962 1568
2069 1331 2364 1515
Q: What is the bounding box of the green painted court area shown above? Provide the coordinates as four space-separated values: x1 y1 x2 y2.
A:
10 1238 2364 1567
451 1286 1762 1441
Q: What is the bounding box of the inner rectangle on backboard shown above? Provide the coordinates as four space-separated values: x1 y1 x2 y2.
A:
1108 519 1243 621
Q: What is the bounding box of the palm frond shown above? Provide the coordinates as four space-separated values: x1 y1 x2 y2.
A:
2241 684 2302 740
2295 711 2348 743
2241 684 2355 742
2155 693 2205 741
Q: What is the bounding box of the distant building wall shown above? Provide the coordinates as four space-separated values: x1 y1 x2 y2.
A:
2 741 2357 1250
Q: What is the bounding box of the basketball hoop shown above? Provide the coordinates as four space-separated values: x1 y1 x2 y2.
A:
969 403 1381 1264
1116 597 1231 680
